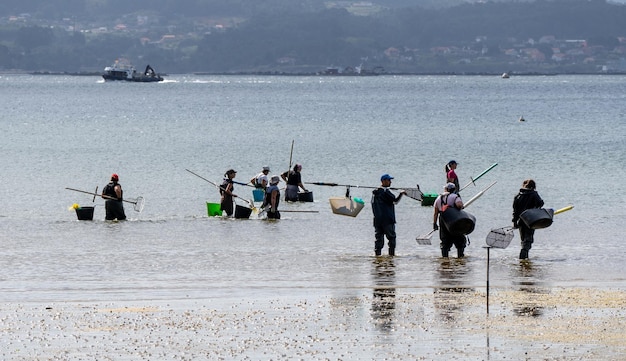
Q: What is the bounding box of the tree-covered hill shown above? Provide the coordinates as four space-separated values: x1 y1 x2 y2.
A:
1 0 626 74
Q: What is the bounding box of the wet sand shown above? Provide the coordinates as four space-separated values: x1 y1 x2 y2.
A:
1 287 625 360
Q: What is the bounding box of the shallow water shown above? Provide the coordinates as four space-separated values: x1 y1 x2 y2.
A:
0 74 625 358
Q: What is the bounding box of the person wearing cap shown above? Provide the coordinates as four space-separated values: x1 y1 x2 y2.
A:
220 169 239 216
433 182 466 258
281 164 308 202
445 160 460 193
251 166 270 190
102 173 126 221
262 175 281 219
371 174 406 256
512 179 544 259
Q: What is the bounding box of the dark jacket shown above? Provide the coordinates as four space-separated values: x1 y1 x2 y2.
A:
512 188 544 225
372 187 399 225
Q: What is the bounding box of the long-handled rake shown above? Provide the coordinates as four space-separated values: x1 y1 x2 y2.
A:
65 187 145 212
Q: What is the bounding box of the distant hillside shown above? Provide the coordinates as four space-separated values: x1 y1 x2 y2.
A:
1 0 626 74
0 0 529 20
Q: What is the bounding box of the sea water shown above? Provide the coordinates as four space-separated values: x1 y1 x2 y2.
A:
0 73 625 304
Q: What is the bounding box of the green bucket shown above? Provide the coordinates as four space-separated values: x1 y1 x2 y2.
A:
421 193 438 207
206 202 222 217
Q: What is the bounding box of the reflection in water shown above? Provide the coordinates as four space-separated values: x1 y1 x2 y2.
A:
512 261 547 317
434 258 475 322
371 257 396 332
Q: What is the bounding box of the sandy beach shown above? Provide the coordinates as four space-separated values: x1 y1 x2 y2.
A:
2 287 625 360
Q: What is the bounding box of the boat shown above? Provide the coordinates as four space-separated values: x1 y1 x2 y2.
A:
501 72 510 79
102 58 164 82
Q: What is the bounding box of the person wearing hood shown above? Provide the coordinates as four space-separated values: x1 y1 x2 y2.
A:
512 179 544 259
102 173 126 221
371 174 406 256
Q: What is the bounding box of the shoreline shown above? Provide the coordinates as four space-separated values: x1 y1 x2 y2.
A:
2 286 625 359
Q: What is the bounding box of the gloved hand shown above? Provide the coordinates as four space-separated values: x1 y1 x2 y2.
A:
433 223 439 231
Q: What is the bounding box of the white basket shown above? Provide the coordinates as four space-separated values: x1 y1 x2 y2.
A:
329 197 365 217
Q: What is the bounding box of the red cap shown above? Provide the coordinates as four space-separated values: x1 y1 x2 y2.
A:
111 173 119 181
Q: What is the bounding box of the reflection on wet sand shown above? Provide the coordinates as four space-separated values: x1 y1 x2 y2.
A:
371 257 396 332
512 260 548 317
434 258 475 322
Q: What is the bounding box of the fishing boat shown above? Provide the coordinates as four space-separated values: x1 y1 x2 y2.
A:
102 58 164 82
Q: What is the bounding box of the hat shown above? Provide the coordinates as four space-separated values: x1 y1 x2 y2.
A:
446 182 456 191
270 175 280 185
380 174 394 181
226 169 237 174
111 173 119 181
262 166 270 172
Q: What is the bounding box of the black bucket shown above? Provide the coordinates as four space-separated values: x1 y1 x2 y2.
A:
520 208 554 229
75 206 94 221
297 191 314 202
234 205 252 219
440 208 476 235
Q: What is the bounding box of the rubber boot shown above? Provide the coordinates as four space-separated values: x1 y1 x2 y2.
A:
457 248 465 258
519 249 528 259
441 249 449 258
388 248 395 257
375 249 382 256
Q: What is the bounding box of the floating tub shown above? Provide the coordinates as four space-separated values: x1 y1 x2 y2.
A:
329 197 365 217
421 193 438 206
206 202 222 217
298 191 314 202
440 207 476 235
520 208 554 229
234 205 252 219
252 189 265 202
75 206 94 221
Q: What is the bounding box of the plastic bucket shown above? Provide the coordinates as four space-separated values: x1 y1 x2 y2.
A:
329 197 365 217
520 208 554 229
75 206 94 221
297 191 314 202
206 202 222 217
252 189 265 202
440 208 476 235
421 193 438 206
234 205 252 219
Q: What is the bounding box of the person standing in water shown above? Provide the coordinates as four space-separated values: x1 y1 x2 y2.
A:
251 166 270 190
263 175 281 219
220 169 239 217
371 174 406 257
281 164 308 201
102 173 126 221
433 183 466 258
512 179 544 259
445 160 460 193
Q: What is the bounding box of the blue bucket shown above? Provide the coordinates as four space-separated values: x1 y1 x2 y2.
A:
252 189 265 202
